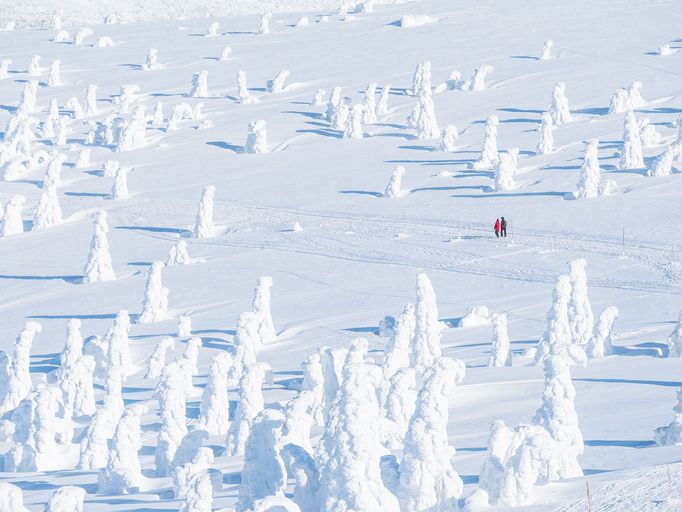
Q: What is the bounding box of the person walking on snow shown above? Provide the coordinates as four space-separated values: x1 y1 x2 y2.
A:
494 218 501 238
500 216 507 237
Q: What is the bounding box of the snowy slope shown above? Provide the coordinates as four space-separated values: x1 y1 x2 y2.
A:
1 0 682 510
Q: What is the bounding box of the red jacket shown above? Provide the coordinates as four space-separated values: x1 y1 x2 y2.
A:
494 219 501 232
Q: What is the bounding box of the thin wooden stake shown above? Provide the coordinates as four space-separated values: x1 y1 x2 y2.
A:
586 481 593 512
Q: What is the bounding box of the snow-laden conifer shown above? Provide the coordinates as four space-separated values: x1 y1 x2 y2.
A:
567 258 594 346
471 115 499 169
155 360 188 476
398 357 466 511
139 261 170 323
1 195 25 236
97 403 147 494
83 211 116 283
226 362 270 456
549 82 571 125
586 306 619 359
384 165 406 198
488 313 512 367
245 120 268 153
536 112 554 155
315 338 400 512
193 185 215 238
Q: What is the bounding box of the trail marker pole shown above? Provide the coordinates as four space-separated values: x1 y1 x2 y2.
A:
586 481 593 512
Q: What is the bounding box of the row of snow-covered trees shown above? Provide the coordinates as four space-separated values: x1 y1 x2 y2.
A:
1 249 681 511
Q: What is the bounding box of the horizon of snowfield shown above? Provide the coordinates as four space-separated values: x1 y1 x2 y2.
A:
1 0 682 510
0 0 407 28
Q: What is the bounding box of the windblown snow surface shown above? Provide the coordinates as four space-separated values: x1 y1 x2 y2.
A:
1 0 682 510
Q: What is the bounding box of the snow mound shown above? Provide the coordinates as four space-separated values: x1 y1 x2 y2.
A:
398 14 436 27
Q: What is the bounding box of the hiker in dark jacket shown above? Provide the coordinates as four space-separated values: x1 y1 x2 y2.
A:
500 217 507 237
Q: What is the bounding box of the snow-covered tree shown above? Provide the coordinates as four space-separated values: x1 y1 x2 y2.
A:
168 240 192 265
44 486 86 512
98 403 147 494
667 312 682 357
0 321 41 414
477 421 563 507
439 124 458 152
609 81 645 114
116 105 147 151
206 21 219 37
111 166 129 200
0 482 29 511
78 367 125 469
83 211 116 283
245 120 268 153
620 111 644 170
411 61 432 96
488 313 512 367
228 312 262 385
267 70 290 94
5 384 63 472
156 360 188 476
576 139 604 198
236 409 287 511
226 362 270 456
540 39 554 60
189 71 208 98
408 85 439 140
28 55 42 76
647 144 676 177
410 273 442 378
47 60 61 87
639 117 660 148
193 185 215 238
361 82 378 123
259 12 272 35
381 367 417 450
494 152 517 191
253 276 277 343
567 258 594 345
399 357 467 511
532 355 584 477
586 306 619 359
377 84 391 115
382 304 415 387
104 310 133 377
144 338 174 381
467 65 493 91
325 86 342 122
549 82 572 125
0 58 11 80
654 388 682 446
32 177 62 230
316 338 399 512
237 70 254 104
1 195 25 236
196 351 232 435
536 112 554 155
219 46 232 61
344 105 364 139
471 115 499 169
383 165 406 198
139 261 170 323
535 275 586 366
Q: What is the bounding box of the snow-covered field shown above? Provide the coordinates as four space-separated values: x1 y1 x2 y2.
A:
1 0 682 510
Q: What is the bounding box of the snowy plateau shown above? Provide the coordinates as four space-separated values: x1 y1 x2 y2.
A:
1 0 682 510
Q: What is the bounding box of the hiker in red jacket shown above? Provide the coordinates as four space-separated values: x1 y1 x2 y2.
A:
494 218 501 238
